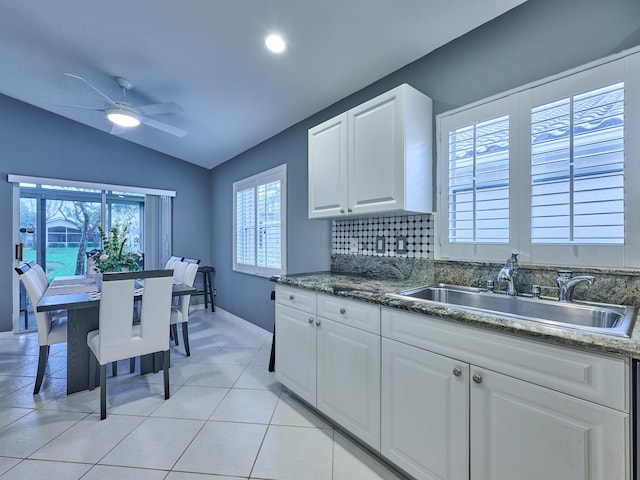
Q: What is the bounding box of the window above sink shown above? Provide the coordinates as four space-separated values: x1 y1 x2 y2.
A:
436 46 640 269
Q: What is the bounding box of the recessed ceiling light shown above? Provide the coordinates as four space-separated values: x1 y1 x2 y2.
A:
265 34 286 54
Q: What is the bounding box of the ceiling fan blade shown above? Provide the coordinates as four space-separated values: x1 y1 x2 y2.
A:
141 116 187 137
110 124 126 135
64 73 117 106
139 101 183 116
54 103 104 111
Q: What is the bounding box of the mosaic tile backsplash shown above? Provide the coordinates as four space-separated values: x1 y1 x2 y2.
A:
332 214 433 259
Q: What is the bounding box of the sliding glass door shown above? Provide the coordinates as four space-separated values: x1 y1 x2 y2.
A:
16 183 144 332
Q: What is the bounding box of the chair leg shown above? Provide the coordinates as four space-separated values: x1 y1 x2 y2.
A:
181 322 191 357
171 324 179 346
163 349 170 400
100 364 107 420
89 351 97 390
112 361 118 377
129 357 136 373
33 345 49 394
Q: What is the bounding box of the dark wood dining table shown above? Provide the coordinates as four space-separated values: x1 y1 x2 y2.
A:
37 274 196 395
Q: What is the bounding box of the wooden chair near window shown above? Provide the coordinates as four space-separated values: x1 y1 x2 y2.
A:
87 269 174 420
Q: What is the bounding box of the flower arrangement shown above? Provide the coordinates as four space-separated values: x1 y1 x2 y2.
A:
92 221 142 273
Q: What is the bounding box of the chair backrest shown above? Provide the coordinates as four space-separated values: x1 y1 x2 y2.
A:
164 256 183 270
30 262 50 291
177 262 199 318
15 265 51 345
98 269 174 359
172 261 188 282
182 257 201 264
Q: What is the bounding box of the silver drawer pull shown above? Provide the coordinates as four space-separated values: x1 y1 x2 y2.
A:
339 308 346 315
308 318 313 324
316 319 321 326
289 295 294 300
473 374 483 384
453 368 462 377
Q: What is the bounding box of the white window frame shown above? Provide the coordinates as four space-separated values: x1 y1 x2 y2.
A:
436 47 640 268
232 164 287 277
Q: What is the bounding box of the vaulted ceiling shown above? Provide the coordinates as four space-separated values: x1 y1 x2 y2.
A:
0 0 526 169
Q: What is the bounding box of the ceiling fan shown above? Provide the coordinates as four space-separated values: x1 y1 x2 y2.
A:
59 73 187 137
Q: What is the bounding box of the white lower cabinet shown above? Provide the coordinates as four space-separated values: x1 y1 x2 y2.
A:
381 307 630 480
276 288 630 480
275 303 316 405
470 368 628 480
317 317 380 450
275 287 381 450
382 338 469 480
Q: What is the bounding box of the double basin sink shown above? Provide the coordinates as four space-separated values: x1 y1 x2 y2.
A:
389 284 636 337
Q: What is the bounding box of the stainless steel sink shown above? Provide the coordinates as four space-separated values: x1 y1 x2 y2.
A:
390 284 636 336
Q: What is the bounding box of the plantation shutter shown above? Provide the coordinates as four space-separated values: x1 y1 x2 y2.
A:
448 115 510 244
235 186 256 269
530 82 624 244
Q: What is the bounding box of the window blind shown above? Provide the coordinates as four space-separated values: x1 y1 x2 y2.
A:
531 82 624 244
448 115 510 243
235 187 256 267
256 180 282 270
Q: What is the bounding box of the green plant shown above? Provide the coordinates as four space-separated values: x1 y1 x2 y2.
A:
92 220 142 273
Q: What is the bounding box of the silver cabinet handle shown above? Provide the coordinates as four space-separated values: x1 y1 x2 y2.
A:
339 308 346 314
340 208 345 214
453 368 462 377
473 374 483 384
289 295 294 300
308 318 313 324
316 319 321 326
348 208 352 213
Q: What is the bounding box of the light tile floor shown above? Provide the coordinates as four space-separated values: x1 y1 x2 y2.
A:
0 307 409 480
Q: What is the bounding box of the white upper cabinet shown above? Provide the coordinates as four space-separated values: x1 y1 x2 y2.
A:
308 84 433 218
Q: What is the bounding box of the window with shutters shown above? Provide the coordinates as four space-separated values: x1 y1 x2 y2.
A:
437 49 640 268
233 165 287 276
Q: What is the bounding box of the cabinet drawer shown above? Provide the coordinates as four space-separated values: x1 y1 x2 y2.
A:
317 293 380 334
276 285 316 314
382 307 629 412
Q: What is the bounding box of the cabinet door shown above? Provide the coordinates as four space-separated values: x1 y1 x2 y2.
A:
381 338 469 480
275 304 317 405
348 87 404 215
317 318 381 450
308 112 349 218
470 369 629 480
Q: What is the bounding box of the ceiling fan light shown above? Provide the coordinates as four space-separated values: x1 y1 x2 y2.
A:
265 34 286 53
106 108 141 127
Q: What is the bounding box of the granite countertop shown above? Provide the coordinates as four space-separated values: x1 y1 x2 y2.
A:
272 271 640 358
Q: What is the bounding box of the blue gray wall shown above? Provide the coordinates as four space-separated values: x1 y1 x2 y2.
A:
0 95 211 332
210 0 640 332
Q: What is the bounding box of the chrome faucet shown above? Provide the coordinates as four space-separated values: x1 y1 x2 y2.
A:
497 252 519 296
556 270 595 302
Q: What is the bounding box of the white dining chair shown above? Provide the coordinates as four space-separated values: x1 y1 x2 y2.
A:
28 261 50 291
15 263 67 394
164 255 183 270
170 261 199 356
172 260 188 283
87 269 174 420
